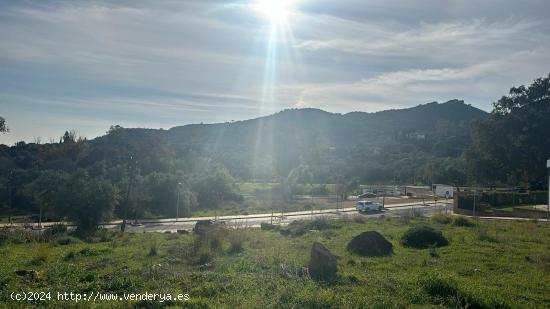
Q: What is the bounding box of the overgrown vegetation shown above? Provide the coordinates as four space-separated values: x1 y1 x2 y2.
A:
1 217 549 307
467 73 550 187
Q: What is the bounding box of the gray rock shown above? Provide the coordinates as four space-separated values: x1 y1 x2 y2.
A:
346 231 393 256
308 242 337 281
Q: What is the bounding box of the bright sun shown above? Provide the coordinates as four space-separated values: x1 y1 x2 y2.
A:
253 0 295 22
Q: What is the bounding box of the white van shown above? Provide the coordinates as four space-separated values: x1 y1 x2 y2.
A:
356 200 383 212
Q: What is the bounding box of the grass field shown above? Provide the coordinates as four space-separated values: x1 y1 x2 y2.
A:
237 182 337 195
1 216 550 308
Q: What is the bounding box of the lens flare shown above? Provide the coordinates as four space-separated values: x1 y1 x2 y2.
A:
253 0 295 22
250 0 301 180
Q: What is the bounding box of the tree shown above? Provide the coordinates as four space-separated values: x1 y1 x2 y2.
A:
178 187 198 217
56 170 119 233
0 116 8 133
25 170 68 226
192 165 241 208
467 73 550 186
127 175 151 221
285 165 313 199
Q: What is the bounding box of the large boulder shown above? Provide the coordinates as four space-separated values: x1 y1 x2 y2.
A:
346 231 393 256
401 225 449 248
308 242 338 281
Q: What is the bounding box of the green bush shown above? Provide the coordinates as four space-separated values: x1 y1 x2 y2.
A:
476 226 498 243
148 240 158 257
453 216 475 227
431 213 453 224
401 225 448 248
0 230 33 245
55 236 83 246
41 224 68 241
227 230 246 254
280 219 334 237
260 223 279 231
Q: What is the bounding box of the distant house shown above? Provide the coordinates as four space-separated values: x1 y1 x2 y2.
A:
405 132 426 140
432 184 454 198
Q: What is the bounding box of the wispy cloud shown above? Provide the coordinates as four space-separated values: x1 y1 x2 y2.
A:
1 0 550 144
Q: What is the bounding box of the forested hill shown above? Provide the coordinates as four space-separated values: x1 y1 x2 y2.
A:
2 74 547 225
162 99 487 183
2 99 488 185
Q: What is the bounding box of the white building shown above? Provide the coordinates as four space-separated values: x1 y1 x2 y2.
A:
432 184 454 198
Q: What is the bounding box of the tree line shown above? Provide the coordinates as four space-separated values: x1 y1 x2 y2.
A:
1 73 548 231
0 125 242 233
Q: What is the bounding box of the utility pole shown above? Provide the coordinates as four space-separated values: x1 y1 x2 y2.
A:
473 188 477 219
335 176 340 213
121 155 136 233
38 201 43 229
547 159 549 222
176 182 181 222
8 170 14 210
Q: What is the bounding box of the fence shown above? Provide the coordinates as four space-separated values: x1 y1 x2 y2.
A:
455 190 547 210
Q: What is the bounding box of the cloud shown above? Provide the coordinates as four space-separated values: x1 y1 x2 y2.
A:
293 48 550 112
0 0 549 143
295 17 545 62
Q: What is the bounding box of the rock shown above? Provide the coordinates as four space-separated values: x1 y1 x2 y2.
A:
346 231 393 256
15 270 38 281
401 225 448 248
308 242 338 281
193 220 214 235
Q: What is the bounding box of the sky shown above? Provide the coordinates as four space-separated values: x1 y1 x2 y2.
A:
1 0 550 145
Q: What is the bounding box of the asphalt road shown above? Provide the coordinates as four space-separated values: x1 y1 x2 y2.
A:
0 201 453 232
107 201 453 233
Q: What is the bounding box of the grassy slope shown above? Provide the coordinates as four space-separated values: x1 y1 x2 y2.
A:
1 217 550 308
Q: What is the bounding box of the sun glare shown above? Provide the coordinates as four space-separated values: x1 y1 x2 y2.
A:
254 0 295 22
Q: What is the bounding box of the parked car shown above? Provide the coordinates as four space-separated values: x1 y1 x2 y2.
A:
356 200 383 212
358 192 377 198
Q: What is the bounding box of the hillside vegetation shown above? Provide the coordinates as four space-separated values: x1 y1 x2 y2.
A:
1 216 549 308
1 74 549 231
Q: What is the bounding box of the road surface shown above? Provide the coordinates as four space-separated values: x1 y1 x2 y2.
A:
0 201 453 233
106 201 453 233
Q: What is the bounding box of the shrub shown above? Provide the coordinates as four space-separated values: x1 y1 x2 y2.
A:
64 251 76 260
429 245 439 258
148 241 158 257
453 216 475 227
41 224 68 241
476 226 498 242
197 245 213 264
401 225 448 248
0 230 33 245
227 230 246 254
431 213 453 224
29 245 49 266
260 223 279 231
307 218 331 230
280 219 334 237
55 236 83 246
